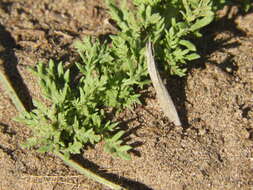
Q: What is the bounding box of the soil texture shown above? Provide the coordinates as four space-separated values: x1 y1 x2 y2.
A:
0 1 252 190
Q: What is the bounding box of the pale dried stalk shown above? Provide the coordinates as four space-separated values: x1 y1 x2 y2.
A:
146 41 181 126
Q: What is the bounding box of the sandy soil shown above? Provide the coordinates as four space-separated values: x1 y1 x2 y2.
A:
0 1 252 190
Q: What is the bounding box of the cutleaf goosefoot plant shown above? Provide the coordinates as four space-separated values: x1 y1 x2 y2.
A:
0 59 128 190
103 0 214 125
106 0 215 77
16 40 136 161
104 0 251 124
105 0 252 77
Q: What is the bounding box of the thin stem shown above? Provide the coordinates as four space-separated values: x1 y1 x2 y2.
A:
0 59 27 113
55 152 127 190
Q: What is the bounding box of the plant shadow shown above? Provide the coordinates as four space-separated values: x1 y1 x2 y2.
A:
0 24 34 111
192 5 252 70
72 154 154 190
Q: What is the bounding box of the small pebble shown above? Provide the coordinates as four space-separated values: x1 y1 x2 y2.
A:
198 128 206 136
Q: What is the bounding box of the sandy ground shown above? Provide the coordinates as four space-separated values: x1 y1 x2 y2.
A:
0 1 252 190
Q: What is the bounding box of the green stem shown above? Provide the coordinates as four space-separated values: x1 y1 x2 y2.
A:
0 60 27 113
0 59 127 190
55 151 127 190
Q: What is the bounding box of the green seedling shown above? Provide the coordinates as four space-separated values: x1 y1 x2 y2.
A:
106 0 214 76
16 38 137 161
0 58 129 190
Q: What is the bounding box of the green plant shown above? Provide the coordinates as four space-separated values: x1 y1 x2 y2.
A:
16 37 140 161
106 0 215 76
8 37 142 189
1 58 128 189
11 1 214 187
106 0 252 77
17 0 251 163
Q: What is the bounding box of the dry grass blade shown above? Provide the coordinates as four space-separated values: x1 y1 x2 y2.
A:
146 41 181 126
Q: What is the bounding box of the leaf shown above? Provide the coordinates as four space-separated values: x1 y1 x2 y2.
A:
67 141 83 154
118 145 132 152
57 62 64 76
190 15 214 31
111 130 125 142
103 121 119 132
179 40 196 51
145 5 152 20
21 137 38 149
186 53 200 60
64 69 70 83
104 131 131 160
118 151 131 161
37 144 54 153
49 59 55 74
